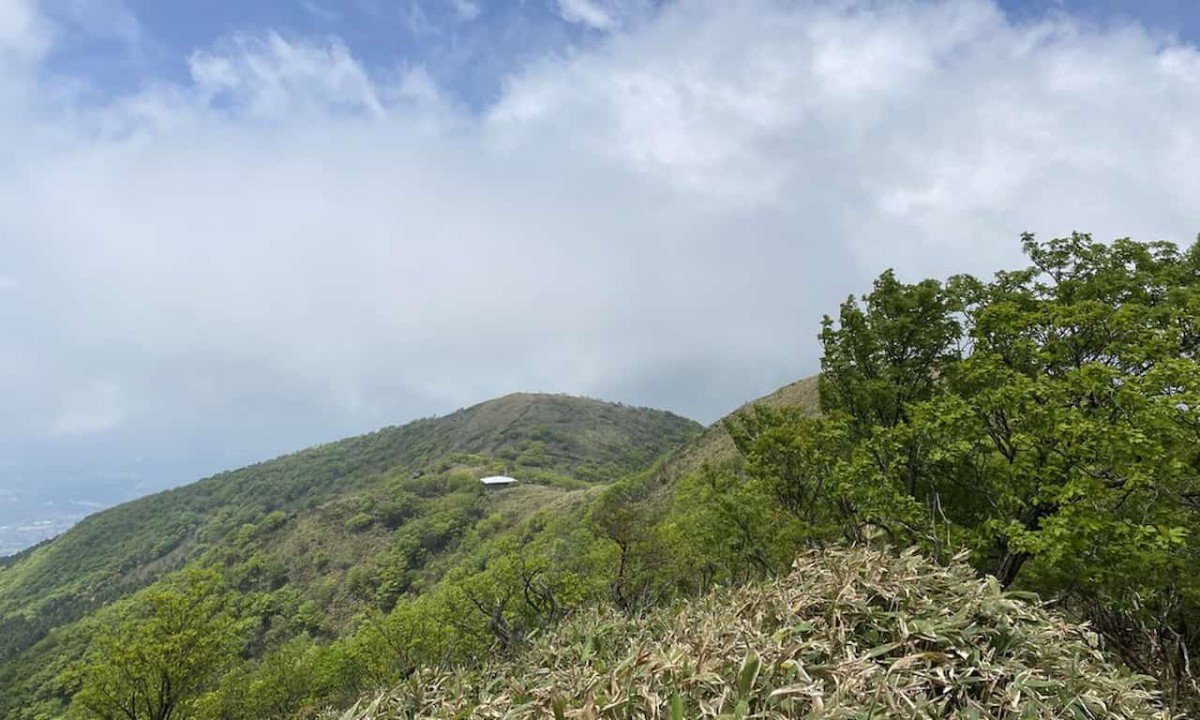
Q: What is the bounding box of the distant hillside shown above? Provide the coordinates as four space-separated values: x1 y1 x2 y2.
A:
343 547 1168 720
0 393 700 718
650 375 820 486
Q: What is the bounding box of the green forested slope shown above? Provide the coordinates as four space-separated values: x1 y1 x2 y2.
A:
0 393 701 718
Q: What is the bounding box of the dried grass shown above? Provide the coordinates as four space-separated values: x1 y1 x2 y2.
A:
338 547 1174 719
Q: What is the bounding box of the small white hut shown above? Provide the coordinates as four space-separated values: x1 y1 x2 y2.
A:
480 475 518 487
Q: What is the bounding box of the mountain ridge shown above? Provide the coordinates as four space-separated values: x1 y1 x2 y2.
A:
647 375 821 487
4 371 1177 719
0 389 704 718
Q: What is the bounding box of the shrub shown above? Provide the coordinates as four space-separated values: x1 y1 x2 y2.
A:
338 547 1169 720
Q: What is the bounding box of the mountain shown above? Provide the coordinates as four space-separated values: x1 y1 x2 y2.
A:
647 375 820 486
5 373 1167 719
0 392 701 718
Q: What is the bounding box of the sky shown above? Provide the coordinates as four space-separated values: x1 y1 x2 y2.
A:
2 0 1200 545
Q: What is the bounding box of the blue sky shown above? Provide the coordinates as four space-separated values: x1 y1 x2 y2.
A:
42 0 645 105
1012 0 1200 38
2 0 1199 551
40 0 1200 111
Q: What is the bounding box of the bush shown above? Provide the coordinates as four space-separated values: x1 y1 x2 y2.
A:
339 547 1169 720
345 514 374 533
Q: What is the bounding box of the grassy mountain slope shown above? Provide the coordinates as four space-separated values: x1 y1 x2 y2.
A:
0 393 700 718
648 375 819 486
6 372 1171 719
342 547 1168 720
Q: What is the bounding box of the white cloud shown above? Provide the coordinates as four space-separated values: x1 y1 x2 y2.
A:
188 32 385 118
0 0 45 56
556 0 615 30
0 0 48 76
554 0 652 31
494 0 1198 269
0 0 1198 493
449 0 481 22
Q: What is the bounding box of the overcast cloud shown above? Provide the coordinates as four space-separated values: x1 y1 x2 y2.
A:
1 0 1199 528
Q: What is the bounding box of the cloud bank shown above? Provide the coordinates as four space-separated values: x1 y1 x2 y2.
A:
1 0 1198 502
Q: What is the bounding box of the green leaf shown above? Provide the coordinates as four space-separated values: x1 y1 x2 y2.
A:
670 692 685 720
736 650 761 698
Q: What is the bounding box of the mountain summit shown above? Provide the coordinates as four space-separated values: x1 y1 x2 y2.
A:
0 392 701 717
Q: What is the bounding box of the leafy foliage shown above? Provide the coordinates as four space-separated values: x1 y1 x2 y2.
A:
63 568 239 720
730 234 1200 707
340 547 1168 720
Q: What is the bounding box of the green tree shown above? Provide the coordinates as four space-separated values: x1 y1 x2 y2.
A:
657 463 802 591
64 568 239 720
590 476 669 610
733 234 1200 707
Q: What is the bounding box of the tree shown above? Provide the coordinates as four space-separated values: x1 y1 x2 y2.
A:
440 538 580 655
65 568 239 720
733 234 1200 707
657 462 803 591
590 476 669 610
